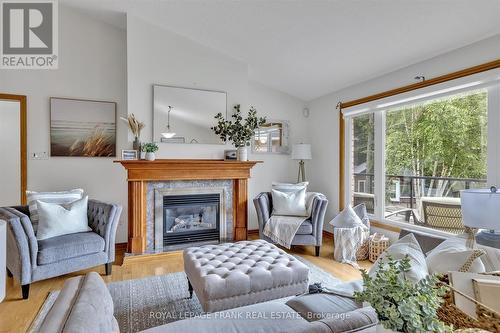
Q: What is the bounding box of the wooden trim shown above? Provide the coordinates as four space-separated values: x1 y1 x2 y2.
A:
0 93 27 205
339 58 500 109
247 229 260 236
233 179 249 241
115 242 128 252
339 112 345 211
322 230 333 239
371 220 401 233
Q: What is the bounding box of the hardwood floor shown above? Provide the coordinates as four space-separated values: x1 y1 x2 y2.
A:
0 235 371 333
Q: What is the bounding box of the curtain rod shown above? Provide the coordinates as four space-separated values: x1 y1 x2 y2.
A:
336 58 500 110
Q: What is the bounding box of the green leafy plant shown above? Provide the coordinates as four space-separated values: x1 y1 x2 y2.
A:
142 142 159 153
211 104 266 148
354 256 451 333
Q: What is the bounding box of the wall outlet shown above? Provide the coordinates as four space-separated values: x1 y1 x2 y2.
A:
31 152 49 160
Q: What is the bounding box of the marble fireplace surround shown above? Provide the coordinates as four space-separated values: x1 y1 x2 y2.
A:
150 181 232 252
115 159 261 254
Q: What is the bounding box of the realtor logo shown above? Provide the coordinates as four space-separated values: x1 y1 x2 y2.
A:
1 0 58 69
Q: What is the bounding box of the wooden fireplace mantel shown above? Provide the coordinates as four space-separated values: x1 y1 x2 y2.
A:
115 159 262 253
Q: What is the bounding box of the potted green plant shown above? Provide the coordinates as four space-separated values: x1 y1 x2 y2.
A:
211 104 266 161
354 256 451 333
142 142 159 161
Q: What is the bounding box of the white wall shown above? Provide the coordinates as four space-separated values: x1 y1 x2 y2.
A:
307 34 500 232
0 6 129 242
247 81 309 229
127 15 308 230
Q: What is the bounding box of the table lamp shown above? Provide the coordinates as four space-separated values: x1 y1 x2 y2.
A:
292 144 312 183
461 186 500 248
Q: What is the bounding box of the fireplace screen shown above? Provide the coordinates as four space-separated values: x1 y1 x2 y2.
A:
163 193 220 245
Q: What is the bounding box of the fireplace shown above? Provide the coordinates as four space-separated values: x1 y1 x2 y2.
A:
154 186 228 251
163 193 220 245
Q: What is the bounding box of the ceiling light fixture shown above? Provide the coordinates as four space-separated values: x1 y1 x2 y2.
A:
161 106 176 139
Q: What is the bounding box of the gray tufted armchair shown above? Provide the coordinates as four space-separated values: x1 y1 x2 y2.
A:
253 192 328 256
0 199 122 299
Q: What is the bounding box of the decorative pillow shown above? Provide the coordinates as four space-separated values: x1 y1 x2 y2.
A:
27 189 84 231
272 182 309 192
36 196 91 240
352 203 370 228
329 204 367 229
271 187 308 216
368 233 428 283
426 237 486 274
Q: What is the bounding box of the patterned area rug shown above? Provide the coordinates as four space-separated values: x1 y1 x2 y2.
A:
29 255 342 333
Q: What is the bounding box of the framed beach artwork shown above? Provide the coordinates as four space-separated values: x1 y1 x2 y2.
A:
50 97 117 157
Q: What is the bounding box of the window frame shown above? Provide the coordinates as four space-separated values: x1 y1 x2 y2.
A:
343 80 500 237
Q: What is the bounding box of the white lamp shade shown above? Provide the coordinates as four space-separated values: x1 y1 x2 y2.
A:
292 144 312 160
461 189 500 230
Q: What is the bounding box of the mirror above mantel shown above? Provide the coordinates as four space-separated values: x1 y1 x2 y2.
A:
153 85 227 145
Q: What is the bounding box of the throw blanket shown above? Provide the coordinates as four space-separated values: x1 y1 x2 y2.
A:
323 280 364 299
334 226 369 268
263 192 322 249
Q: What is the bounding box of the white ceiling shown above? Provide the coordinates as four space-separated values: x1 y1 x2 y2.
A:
62 0 500 101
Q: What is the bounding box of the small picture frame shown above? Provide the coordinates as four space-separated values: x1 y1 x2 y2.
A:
121 149 138 160
224 149 237 161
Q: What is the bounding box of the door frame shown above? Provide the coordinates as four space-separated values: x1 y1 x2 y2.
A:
0 94 27 205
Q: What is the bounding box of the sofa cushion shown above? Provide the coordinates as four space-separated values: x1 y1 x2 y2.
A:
37 232 105 265
37 272 117 333
296 220 313 235
369 233 428 283
286 293 359 322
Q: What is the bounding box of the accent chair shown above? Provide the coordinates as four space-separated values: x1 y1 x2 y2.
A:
0 199 122 299
253 192 328 256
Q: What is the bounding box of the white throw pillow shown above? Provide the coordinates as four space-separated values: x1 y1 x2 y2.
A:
368 233 428 283
26 189 84 230
272 182 309 192
36 196 91 240
271 187 308 216
329 204 367 229
426 237 486 274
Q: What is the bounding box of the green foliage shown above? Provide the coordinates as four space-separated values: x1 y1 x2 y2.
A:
354 256 451 333
211 104 266 148
142 142 159 153
385 91 487 181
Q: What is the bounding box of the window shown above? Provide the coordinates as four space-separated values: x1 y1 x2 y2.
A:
352 114 375 214
344 76 500 235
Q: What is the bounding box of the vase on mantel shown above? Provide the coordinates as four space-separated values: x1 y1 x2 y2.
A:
145 152 156 161
237 146 248 161
133 137 141 155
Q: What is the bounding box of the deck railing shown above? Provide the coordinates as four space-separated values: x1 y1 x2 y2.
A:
353 173 487 210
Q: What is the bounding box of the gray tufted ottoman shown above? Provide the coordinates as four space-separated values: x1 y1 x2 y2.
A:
183 239 309 312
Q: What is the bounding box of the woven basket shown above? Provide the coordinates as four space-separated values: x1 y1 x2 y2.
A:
356 238 370 261
438 275 500 332
368 233 389 263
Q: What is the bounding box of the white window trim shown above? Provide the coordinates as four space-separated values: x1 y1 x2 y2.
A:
345 75 500 235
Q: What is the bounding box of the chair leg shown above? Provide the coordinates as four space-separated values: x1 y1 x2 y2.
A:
105 263 112 276
315 246 320 257
22 284 30 299
7 268 12 278
187 279 193 299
